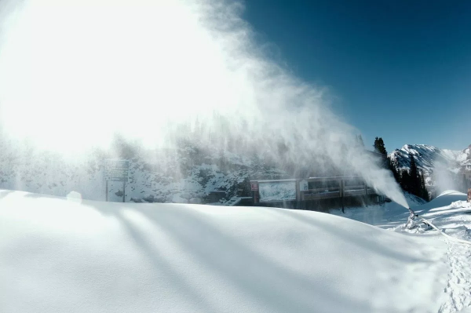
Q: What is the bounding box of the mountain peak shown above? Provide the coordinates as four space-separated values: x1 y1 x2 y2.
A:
389 144 468 174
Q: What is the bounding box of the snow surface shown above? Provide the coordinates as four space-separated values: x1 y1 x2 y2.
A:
332 190 471 312
3 190 471 312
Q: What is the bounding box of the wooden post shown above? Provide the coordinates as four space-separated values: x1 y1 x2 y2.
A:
468 188 471 203
250 181 259 205
123 180 126 203
295 179 301 209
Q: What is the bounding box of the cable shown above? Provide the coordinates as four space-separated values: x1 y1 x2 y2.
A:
406 206 471 246
418 216 471 246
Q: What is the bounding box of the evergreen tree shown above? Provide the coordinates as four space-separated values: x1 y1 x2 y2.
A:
388 157 401 183
402 154 430 201
373 137 387 156
373 137 388 168
401 170 411 192
409 153 420 196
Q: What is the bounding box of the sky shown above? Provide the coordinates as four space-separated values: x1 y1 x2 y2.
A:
242 0 471 152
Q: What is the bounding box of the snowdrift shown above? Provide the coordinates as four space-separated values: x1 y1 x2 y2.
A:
0 190 447 313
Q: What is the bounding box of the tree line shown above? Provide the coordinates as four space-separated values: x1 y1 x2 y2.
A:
372 137 430 201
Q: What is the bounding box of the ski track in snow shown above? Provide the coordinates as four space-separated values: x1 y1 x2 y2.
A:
439 240 471 313
332 193 471 313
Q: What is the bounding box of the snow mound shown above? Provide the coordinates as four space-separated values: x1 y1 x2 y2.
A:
0 190 447 313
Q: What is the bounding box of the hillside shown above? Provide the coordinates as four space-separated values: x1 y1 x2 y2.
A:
1 189 461 313
389 144 469 174
389 144 470 194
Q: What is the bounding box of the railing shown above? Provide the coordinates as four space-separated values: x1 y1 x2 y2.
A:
251 176 379 204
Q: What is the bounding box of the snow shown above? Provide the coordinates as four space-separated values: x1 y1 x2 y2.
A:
389 144 465 174
331 191 471 312
3 189 471 312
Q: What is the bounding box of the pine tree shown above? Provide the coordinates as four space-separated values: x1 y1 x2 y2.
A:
388 157 401 183
373 137 387 156
409 153 419 196
401 170 411 192
373 137 388 169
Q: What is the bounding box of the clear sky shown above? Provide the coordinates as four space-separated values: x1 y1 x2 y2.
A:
242 0 471 152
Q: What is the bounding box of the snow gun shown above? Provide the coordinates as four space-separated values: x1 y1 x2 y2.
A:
405 206 471 246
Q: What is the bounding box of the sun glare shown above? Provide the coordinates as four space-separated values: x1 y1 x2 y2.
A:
0 0 243 153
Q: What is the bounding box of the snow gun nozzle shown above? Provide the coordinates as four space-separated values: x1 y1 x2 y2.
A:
407 207 418 216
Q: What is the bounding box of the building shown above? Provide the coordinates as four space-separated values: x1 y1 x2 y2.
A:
250 176 383 211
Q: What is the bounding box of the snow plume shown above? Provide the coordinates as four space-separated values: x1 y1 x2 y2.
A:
0 0 407 207
433 162 460 195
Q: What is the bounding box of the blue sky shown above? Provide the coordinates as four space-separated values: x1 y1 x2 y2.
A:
242 0 471 152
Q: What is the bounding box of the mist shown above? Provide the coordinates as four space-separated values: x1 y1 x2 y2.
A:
0 0 408 207
432 161 464 195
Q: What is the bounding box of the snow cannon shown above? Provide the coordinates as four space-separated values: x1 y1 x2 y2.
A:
407 207 417 216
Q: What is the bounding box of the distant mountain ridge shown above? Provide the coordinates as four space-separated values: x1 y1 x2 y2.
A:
389 144 471 193
389 144 469 174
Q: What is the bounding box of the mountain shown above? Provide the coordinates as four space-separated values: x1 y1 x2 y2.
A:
389 144 471 194
389 144 465 173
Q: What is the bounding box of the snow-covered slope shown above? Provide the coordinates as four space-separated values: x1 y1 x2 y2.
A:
333 190 471 312
0 190 450 313
389 144 471 194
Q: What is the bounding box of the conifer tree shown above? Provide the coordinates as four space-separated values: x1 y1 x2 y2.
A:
388 157 401 183
409 153 420 196
401 170 411 192
373 137 388 169
373 137 387 156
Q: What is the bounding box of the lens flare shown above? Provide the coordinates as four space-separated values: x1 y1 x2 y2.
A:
0 0 408 207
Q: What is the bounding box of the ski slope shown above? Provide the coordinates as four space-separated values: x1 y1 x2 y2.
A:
0 190 470 312
332 190 471 312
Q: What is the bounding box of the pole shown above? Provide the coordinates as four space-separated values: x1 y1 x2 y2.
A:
123 180 126 203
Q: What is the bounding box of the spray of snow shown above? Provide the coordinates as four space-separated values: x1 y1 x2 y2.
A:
433 161 460 195
0 0 407 207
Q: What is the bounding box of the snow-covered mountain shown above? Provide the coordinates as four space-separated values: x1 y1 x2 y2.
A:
389 144 471 193
389 144 468 174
